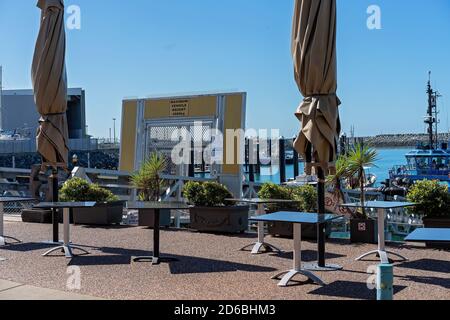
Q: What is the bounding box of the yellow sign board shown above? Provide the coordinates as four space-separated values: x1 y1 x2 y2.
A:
170 100 189 117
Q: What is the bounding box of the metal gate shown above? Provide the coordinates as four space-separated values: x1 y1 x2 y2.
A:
144 120 215 176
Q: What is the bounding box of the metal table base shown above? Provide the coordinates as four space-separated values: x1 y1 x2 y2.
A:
240 204 282 255
0 202 22 247
42 208 89 259
356 208 408 264
272 223 325 287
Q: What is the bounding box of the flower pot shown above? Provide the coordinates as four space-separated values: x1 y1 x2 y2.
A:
21 209 52 224
72 201 125 226
350 218 377 244
189 206 249 234
267 221 331 240
423 218 450 249
138 209 171 228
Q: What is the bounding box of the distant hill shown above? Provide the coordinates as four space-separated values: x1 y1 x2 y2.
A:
360 133 450 148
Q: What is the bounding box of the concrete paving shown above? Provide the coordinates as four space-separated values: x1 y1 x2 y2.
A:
0 279 102 300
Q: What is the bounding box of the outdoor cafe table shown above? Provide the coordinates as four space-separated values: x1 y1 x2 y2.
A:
34 202 96 258
340 201 416 264
405 228 450 245
226 198 300 254
0 197 36 246
250 212 342 287
126 202 189 265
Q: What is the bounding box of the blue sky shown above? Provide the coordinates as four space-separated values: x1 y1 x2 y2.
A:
1 0 449 139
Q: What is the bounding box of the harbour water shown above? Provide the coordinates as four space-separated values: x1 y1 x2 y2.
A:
252 148 409 186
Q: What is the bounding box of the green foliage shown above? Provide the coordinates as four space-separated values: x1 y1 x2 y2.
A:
327 155 351 191
291 184 318 213
183 181 233 207
347 143 379 218
407 180 450 219
257 183 317 212
258 183 291 201
59 177 119 203
131 153 168 201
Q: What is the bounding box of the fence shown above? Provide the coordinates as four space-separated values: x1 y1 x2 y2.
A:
0 138 98 154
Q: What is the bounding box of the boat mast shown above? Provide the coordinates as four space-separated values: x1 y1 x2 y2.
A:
425 71 441 149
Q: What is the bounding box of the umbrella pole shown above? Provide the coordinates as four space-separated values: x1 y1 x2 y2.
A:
317 167 326 267
50 168 59 243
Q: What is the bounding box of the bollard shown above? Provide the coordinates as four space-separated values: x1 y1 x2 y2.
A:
377 264 394 300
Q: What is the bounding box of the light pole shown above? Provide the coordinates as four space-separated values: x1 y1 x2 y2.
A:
113 118 116 144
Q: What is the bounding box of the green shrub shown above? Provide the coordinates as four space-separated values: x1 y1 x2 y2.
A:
291 184 317 212
407 180 450 219
60 177 119 203
183 181 232 207
258 183 317 212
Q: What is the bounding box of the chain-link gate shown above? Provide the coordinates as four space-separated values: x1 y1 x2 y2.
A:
145 121 215 176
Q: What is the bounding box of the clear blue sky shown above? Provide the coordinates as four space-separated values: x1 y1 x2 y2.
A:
1 0 449 139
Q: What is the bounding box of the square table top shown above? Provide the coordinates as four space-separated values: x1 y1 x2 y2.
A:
226 198 300 204
340 201 416 209
0 197 36 203
405 228 450 243
126 201 190 210
250 211 342 225
34 202 97 209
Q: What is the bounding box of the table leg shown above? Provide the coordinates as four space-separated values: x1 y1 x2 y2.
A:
133 208 177 265
0 203 5 246
43 208 89 259
241 204 282 254
355 208 408 263
52 208 59 243
0 202 21 246
272 223 325 287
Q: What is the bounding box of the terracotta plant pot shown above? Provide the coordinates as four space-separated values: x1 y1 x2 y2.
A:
138 209 171 228
72 201 125 226
189 206 249 234
350 218 377 244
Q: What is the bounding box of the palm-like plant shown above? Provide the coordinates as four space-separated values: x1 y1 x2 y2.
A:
327 155 352 192
347 143 379 217
131 152 168 201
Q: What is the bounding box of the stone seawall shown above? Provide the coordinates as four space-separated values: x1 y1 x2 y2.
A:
359 133 450 148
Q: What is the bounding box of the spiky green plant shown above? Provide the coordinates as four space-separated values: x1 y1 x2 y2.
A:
131 152 168 201
347 143 379 218
327 155 352 192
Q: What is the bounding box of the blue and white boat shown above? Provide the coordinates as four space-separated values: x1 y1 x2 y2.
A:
389 73 449 186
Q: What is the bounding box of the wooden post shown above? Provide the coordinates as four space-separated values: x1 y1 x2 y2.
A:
279 138 286 184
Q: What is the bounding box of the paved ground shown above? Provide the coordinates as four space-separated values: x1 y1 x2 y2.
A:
0 279 101 300
0 221 449 300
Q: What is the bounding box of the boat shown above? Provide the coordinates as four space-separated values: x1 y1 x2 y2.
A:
389 73 449 186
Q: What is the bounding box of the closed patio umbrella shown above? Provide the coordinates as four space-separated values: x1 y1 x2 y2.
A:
292 0 341 176
291 0 342 270
32 0 69 166
31 0 68 244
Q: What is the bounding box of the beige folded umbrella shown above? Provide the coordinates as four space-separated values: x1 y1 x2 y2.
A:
292 0 341 176
32 0 69 166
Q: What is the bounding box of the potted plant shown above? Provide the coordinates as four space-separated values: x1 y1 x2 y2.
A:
183 181 249 234
131 153 171 228
347 143 379 244
59 177 124 226
258 183 322 239
407 179 450 248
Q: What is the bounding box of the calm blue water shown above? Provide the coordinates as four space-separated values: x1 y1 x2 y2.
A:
251 148 409 186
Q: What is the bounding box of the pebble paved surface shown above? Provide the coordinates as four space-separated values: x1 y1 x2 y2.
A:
0 221 449 300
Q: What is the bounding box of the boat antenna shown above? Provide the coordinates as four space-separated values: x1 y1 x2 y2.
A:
425 71 441 149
